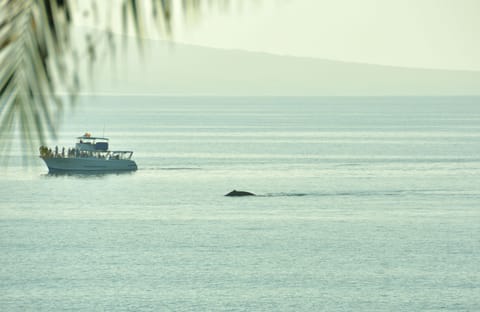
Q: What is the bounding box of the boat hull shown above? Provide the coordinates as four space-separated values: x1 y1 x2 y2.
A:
42 157 137 173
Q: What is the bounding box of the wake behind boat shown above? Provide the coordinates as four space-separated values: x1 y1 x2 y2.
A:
40 133 137 173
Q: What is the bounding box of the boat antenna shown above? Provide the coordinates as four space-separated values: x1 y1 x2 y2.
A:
103 124 105 138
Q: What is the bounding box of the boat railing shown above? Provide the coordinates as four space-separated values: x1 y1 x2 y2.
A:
108 151 134 160
40 146 134 160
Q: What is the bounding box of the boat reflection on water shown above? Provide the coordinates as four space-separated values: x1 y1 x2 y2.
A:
44 170 137 178
40 133 138 173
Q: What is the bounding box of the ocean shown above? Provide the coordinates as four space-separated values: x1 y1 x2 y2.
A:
1 96 479 311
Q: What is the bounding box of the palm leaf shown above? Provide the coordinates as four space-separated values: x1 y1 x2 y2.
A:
0 0 69 161
0 0 233 162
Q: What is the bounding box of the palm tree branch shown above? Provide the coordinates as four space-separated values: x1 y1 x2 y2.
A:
0 0 234 161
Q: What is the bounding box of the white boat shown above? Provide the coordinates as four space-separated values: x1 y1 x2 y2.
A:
40 133 137 173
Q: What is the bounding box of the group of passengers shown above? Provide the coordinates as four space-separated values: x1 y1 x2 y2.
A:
39 146 77 158
40 146 117 159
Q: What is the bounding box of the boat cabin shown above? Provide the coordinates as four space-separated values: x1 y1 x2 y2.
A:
76 133 109 152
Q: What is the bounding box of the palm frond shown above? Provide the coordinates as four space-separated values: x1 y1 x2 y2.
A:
0 0 233 162
0 0 69 161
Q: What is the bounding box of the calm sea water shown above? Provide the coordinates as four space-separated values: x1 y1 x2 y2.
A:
1 97 479 311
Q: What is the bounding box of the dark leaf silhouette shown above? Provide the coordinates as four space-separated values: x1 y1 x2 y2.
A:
0 0 233 160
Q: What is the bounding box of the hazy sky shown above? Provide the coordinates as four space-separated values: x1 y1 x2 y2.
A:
77 0 480 71
172 0 480 71
72 0 480 96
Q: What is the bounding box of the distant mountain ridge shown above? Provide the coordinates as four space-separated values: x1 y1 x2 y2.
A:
89 34 480 96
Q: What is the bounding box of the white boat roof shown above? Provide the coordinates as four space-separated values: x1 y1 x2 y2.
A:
76 136 109 141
